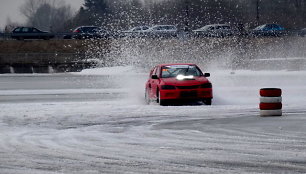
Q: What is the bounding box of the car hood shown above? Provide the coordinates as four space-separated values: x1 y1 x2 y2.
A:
161 76 210 85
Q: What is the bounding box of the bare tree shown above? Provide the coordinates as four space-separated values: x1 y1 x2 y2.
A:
5 17 20 33
20 0 73 32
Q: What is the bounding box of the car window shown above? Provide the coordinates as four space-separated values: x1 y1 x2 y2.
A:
155 26 163 30
208 26 214 30
149 68 154 77
223 26 231 30
14 28 21 32
161 65 202 78
83 27 97 32
265 25 272 29
22 28 30 32
32 28 38 32
152 67 158 76
255 25 265 30
166 26 175 30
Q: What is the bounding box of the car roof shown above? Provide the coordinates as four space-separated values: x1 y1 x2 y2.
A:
76 26 100 28
158 63 197 67
151 25 176 27
206 24 229 26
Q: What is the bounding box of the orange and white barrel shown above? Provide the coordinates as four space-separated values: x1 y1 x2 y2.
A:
259 88 282 116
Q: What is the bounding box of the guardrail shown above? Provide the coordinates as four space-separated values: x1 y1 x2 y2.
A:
0 52 98 73
0 30 304 40
0 32 72 40
0 52 86 64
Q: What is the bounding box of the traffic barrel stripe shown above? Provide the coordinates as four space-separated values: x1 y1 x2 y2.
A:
259 102 282 110
260 88 282 97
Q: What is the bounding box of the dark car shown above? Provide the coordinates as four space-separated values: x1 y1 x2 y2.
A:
251 24 286 37
11 27 54 40
142 25 178 38
145 63 213 105
71 26 111 39
298 28 306 37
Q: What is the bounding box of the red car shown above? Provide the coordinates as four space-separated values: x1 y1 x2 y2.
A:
145 64 213 105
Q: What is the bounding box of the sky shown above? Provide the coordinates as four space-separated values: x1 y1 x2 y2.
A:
0 0 84 30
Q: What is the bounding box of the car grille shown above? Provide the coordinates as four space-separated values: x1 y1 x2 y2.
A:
180 91 197 98
176 85 200 89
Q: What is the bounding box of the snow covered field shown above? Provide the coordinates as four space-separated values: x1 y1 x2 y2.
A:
1 66 306 173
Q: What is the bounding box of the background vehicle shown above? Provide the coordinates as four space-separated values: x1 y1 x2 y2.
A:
72 26 111 39
251 24 286 36
298 28 306 37
122 26 150 37
11 27 54 40
145 64 213 105
193 24 235 37
142 25 178 38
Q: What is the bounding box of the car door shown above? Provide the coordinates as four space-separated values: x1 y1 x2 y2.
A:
146 67 156 98
148 66 160 99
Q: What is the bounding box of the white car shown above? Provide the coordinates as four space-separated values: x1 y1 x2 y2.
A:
143 25 178 37
122 26 150 37
193 24 235 37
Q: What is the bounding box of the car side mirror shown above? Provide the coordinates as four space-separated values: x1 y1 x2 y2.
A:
151 75 159 79
204 73 210 77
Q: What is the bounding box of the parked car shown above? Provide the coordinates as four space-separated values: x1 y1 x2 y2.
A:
142 25 178 38
145 63 213 105
122 26 150 37
11 27 54 40
251 24 286 37
298 28 306 37
193 24 236 37
71 26 111 39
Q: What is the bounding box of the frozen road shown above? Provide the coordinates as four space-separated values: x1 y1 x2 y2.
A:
0 67 306 174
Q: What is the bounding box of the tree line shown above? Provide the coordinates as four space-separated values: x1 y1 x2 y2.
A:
5 0 306 33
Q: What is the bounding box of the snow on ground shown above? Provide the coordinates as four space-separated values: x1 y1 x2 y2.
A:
1 66 306 173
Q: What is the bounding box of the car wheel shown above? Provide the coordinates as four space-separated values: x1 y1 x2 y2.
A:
145 89 150 104
158 90 166 106
203 98 212 105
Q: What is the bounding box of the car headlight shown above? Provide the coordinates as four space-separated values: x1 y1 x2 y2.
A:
201 83 212 88
161 85 176 90
176 74 194 80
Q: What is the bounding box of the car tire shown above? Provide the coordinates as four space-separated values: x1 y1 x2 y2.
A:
158 90 166 106
203 98 212 105
145 89 150 104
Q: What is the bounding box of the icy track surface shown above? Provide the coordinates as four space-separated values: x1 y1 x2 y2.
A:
1 66 306 174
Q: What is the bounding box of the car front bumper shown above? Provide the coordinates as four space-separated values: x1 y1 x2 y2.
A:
160 88 213 100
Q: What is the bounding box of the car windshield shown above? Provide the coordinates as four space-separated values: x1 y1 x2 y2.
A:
255 25 265 30
161 65 202 78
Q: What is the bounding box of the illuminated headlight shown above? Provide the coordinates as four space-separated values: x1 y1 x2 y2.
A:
176 74 194 80
161 85 176 90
